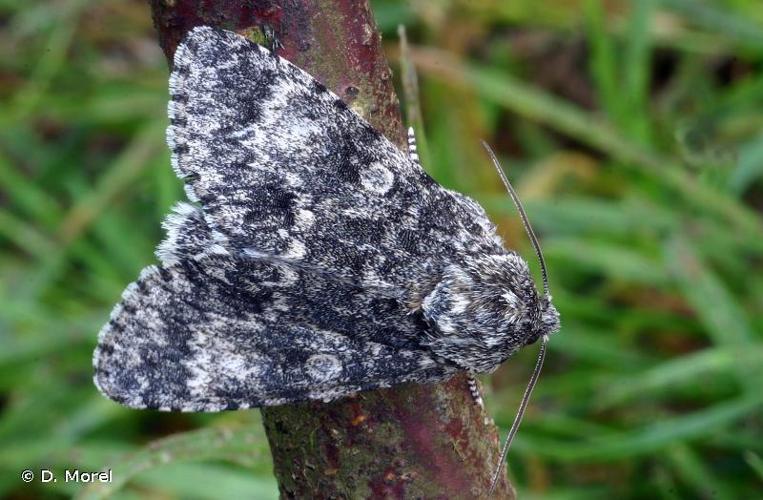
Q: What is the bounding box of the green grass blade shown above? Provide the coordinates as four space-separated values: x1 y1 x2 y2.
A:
75 426 269 500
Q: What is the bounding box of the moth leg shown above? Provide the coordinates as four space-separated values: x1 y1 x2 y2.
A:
407 126 420 165
467 374 485 409
261 24 283 53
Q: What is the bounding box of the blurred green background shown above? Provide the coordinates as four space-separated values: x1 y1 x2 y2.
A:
1 0 762 498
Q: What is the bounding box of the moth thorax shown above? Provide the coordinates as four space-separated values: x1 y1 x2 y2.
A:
420 254 547 373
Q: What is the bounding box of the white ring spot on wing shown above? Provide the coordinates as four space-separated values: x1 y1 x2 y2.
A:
360 162 394 194
305 354 342 383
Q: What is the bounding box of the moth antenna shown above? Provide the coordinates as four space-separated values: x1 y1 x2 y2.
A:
488 335 549 495
481 141 549 296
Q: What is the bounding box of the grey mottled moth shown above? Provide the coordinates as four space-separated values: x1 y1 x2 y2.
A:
92 26 561 488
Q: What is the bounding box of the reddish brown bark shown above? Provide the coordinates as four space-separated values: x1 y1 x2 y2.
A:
147 1 513 497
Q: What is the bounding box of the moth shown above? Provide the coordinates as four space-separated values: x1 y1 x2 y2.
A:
93 26 560 486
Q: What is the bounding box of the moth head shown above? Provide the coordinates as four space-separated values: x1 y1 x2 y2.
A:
421 254 558 372
537 292 560 341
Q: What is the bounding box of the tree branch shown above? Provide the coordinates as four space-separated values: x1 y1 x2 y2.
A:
147 0 513 497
